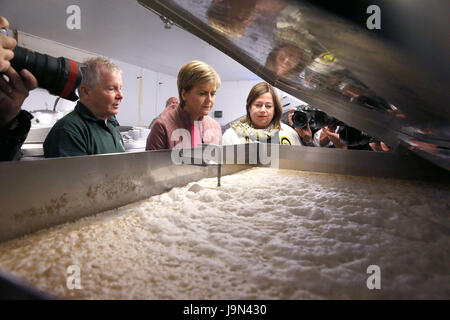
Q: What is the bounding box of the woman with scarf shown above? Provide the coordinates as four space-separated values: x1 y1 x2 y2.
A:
222 82 301 145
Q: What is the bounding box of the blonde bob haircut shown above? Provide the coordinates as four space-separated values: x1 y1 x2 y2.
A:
177 60 221 109
243 82 282 129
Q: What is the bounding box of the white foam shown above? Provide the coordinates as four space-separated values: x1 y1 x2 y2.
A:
0 168 448 299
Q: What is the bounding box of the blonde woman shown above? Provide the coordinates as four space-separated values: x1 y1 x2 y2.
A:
223 82 301 145
146 61 222 150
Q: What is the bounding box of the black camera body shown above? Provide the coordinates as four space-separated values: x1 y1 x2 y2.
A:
10 46 83 101
292 106 344 131
337 126 374 146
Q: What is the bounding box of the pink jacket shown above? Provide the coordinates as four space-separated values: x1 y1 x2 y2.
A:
146 105 222 150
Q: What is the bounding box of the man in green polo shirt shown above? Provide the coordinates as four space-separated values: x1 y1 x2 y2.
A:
44 57 125 158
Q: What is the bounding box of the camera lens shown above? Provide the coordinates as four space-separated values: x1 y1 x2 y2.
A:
355 95 391 111
292 110 309 129
11 46 82 101
309 110 327 130
326 116 344 127
339 126 371 146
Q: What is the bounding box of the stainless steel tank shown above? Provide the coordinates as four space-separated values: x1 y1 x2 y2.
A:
0 0 448 299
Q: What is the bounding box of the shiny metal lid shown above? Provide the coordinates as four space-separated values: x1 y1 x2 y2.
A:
138 0 449 170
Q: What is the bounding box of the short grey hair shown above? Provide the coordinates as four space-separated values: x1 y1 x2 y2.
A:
80 57 121 88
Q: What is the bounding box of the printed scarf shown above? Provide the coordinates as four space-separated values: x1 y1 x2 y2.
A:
231 121 278 143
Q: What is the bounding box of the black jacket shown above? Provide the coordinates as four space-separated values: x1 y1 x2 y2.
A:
0 110 33 161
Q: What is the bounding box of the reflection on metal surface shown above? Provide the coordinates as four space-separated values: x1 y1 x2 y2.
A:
276 144 448 180
137 0 449 170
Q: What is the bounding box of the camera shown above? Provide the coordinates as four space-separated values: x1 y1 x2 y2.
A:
10 46 83 101
353 95 392 112
292 106 344 130
291 108 311 129
337 126 373 146
291 105 375 147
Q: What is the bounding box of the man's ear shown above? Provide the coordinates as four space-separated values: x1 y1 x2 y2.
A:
181 89 186 101
79 85 89 97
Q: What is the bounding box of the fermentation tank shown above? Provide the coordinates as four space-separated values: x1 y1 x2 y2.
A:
0 0 449 299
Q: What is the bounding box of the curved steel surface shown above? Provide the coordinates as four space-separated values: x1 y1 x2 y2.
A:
138 0 449 170
1 145 447 243
0 149 247 243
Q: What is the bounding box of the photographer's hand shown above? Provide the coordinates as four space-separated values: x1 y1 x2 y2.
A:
288 107 312 143
322 126 347 149
0 16 16 73
369 141 390 152
0 67 37 129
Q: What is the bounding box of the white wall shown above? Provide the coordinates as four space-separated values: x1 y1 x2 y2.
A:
155 73 178 117
212 80 261 126
21 88 76 112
